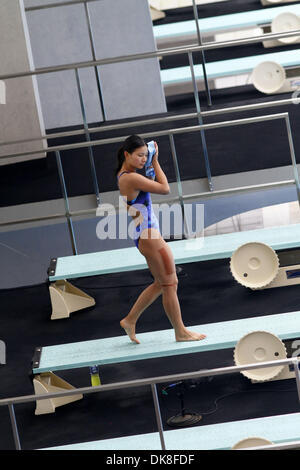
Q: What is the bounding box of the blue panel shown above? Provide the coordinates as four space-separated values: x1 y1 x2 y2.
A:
33 310 300 373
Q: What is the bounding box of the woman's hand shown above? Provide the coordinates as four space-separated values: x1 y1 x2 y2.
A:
153 141 159 162
146 141 158 180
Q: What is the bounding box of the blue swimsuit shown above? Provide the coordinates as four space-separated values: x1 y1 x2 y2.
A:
117 171 160 248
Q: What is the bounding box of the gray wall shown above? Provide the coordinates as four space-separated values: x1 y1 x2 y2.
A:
24 0 167 129
0 0 46 165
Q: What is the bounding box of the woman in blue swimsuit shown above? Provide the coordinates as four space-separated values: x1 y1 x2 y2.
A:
116 135 206 344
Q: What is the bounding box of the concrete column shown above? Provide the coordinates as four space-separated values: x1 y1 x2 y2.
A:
0 0 46 165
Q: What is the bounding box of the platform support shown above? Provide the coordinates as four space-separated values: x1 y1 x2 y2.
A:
49 280 95 320
33 372 83 415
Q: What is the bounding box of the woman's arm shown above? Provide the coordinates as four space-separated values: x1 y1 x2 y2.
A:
137 142 169 194
121 142 170 195
125 169 170 195
122 142 170 194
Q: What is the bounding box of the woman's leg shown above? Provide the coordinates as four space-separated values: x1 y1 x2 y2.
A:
121 229 206 343
120 280 162 344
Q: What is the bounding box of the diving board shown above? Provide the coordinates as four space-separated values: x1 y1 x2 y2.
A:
153 4 300 44
161 49 300 95
47 223 300 319
49 223 300 282
48 224 300 320
43 412 300 450
32 310 300 414
33 309 300 374
150 0 229 11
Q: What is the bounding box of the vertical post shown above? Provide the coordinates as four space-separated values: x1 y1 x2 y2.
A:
8 404 21 450
83 0 107 122
55 151 78 255
169 134 189 238
188 52 213 191
151 383 166 451
191 0 212 107
292 358 300 403
285 115 300 208
75 68 101 207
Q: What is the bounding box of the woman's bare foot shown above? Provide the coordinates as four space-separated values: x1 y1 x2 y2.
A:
120 319 140 344
175 329 206 342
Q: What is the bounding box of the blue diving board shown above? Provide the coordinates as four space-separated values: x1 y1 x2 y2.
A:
33 309 300 374
161 49 300 85
44 412 300 450
49 223 300 282
153 4 300 40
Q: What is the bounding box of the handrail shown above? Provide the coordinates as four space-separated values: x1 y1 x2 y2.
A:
0 112 290 161
0 30 300 82
1 356 297 406
0 179 295 229
25 0 100 11
1 356 300 450
0 97 297 149
1 3 299 202
0 112 298 232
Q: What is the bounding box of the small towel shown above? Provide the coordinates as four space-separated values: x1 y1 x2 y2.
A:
146 141 156 179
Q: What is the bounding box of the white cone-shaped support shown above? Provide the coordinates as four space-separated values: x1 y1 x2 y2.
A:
150 6 166 20
271 12 300 44
33 372 83 415
234 330 287 382
49 280 96 320
232 437 274 449
252 61 286 94
230 242 279 289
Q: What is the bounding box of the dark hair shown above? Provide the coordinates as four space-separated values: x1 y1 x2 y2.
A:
115 134 146 175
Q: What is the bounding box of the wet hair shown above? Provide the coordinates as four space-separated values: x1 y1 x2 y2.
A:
115 134 146 175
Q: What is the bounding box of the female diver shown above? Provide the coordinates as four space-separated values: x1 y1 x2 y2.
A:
116 135 206 344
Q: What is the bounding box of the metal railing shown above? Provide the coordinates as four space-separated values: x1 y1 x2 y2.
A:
1 0 299 212
1 0 300 452
1 2 300 147
0 112 298 256
0 96 298 150
19 0 298 109
2 29 300 83
1 356 300 450
0 0 299 250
